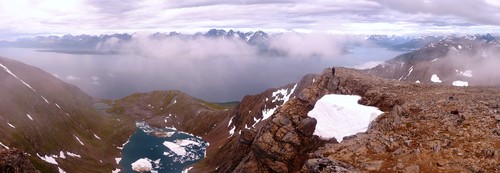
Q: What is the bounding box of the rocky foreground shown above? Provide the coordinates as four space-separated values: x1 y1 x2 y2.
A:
192 67 499 172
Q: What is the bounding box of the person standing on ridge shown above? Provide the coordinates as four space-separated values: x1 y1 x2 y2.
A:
331 66 336 77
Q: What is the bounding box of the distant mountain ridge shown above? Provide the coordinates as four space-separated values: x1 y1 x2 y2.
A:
364 34 500 86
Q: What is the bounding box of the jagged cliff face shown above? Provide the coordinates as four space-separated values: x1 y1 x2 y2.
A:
0 57 134 172
365 35 500 86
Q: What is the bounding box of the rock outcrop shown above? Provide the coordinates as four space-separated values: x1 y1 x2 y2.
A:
0 149 39 173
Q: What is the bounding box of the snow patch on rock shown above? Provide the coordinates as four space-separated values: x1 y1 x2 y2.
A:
431 74 442 83
453 81 469 87
308 94 383 142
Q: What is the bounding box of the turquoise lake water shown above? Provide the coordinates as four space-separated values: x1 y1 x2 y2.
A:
119 122 208 173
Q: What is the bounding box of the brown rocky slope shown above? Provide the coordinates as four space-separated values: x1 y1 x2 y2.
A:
194 67 499 172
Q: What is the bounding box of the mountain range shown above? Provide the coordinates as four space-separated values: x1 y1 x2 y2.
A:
1 32 500 172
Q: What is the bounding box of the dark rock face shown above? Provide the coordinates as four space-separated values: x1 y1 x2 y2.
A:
0 149 39 173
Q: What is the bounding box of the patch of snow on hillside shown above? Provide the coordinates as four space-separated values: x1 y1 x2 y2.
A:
37 154 58 165
228 116 234 127
131 158 152 173
93 134 101 140
308 94 383 142
73 135 85 145
163 141 187 156
458 45 462 49
66 152 81 158
112 169 121 173
228 126 236 137
59 151 66 159
0 142 9 149
462 70 473 77
453 81 468 87
115 158 121 164
271 84 297 103
26 114 33 121
431 58 439 62
7 123 15 128
431 74 442 83
407 66 414 76
182 167 193 173
415 80 421 83
58 167 66 173
0 63 36 92
41 96 50 104
55 103 61 109
261 106 277 120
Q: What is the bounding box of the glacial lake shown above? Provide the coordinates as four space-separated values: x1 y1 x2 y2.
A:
118 122 208 173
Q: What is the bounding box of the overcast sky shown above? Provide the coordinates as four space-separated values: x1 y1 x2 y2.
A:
1 0 500 39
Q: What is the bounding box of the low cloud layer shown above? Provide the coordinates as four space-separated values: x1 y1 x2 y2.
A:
90 32 368 101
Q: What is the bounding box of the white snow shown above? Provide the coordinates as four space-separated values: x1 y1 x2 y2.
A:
431 58 439 62
112 169 121 173
259 84 298 122
228 126 235 137
131 158 152 172
407 66 413 76
66 152 81 158
415 80 421 83
261 106 277 120
177 139 201 147
0 142 9 149
182 167 193 173
26 114 33 121
431 74 442 83
37 154 58 165
58 167 66 173
271 84 297 103
93 134 101 140
0 63 36 92
462 70 473 77
115 158 121 164
227 116 234 127
163 141 187 156
7 123 15 128
55 103 61 109
174 99 177 104
452 81 469 87
307 94 383 142
458 45 462 49
73 135 84 146
59 151 66 159
41 96 50 104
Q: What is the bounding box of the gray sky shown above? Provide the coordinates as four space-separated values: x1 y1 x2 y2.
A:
1 0 500 40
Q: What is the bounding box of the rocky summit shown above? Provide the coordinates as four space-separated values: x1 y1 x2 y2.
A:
187 67 500 172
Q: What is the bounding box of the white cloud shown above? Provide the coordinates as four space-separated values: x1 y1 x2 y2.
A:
1 0 500 39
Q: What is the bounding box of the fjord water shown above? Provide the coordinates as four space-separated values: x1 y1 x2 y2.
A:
0 47 405 102
119 122 208 173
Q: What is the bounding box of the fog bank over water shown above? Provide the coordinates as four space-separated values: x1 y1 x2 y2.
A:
0 34 405 102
